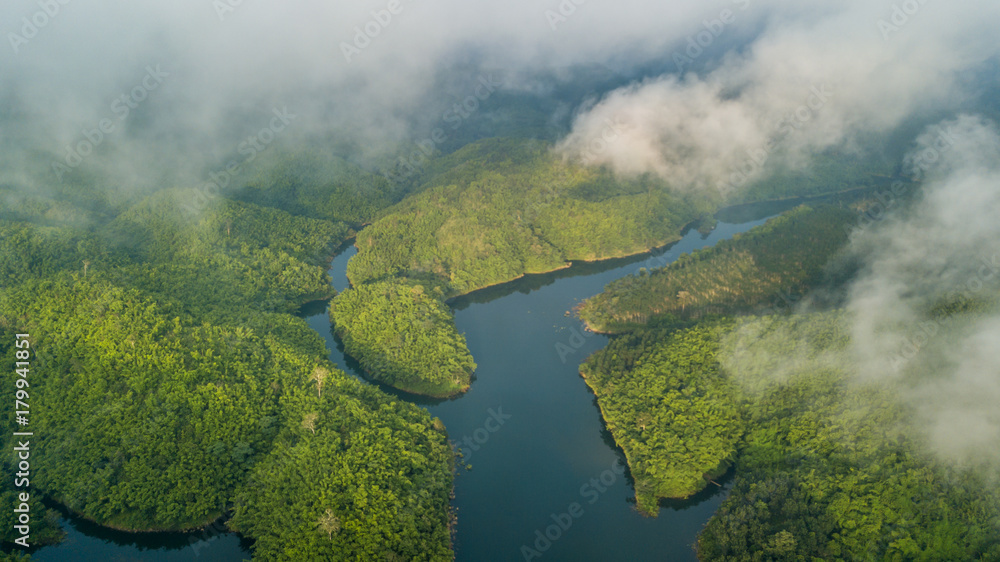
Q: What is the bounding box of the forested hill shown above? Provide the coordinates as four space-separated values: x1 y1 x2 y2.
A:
346 138 714 296
229 150 398 227
578 198 1000 560
0 174 456 559
578 205 857 334
325 137 715 397
100 189 347 317
331 140 888 397
329 280 476 397
583 309 1000 559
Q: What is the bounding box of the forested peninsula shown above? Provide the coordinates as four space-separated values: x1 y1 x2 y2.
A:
332 139 893 397
577 200 1000 560
329 280 476 397
330 137 714 396
578 205 857 333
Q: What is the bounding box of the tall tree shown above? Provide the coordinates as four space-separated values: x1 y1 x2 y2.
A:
311 366 329 398
302 412 318 434
316 509 340 540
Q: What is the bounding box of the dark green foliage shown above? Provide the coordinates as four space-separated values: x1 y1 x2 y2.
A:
578 205 856 333
580 320 742 513
2 279 305 530
698 314 1000 561
230 391 454 561
231 150 396 226
330 281 476 397
0 174 455 557
98 189 347 316
0 221 99 287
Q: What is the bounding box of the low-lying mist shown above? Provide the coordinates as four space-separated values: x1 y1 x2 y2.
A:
557 0 1000 196
722 116 1000 478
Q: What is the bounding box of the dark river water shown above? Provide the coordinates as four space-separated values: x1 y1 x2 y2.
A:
30 204 794 561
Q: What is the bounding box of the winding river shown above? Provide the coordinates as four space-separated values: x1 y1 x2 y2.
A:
31 203 795 561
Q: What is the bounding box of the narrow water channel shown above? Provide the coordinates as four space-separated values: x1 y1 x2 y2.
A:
31 203 793 561
307 216 776 562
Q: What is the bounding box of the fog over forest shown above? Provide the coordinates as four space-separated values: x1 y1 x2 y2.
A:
2 0 999 559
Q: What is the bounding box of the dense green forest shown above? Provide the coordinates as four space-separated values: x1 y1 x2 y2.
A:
579 200 1000 560
0 128 971 560
329 281 476 397
578 205 857 333
229 149 399 227
100 189 347 317
700 313 1000 561
580 320 742 513
347 138 713 296
329 137 715 396
0 169 455 559
228 365 455 561
583 306 1000 559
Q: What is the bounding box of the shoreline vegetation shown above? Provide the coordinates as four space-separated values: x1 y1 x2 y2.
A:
0 153 457 560
0 133 908 559
580 319 742 515
329 280 476 398
576 204 861 511
44 500 225 535
333 147 893 397
331 137 709 396
576 196 1000 560
577 205 858 334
